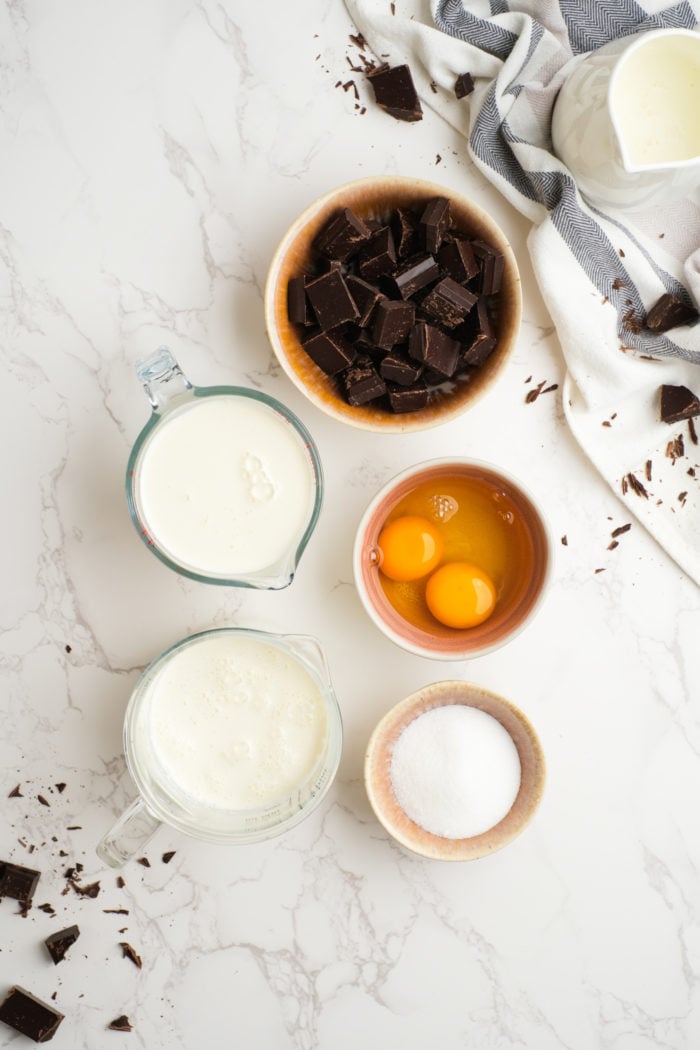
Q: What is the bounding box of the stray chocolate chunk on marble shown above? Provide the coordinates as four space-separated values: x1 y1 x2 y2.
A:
302 328 356 375
659 384 700 424
161 851 176 864
422 277 478 328
343 358 387 405
419 197 450 254
409 322 460 377
387 380 430 413
371 298 415 350
314 208 372 262
45 925 80 965
119 942 142 969
455 72 475 98
391 207 419 259
367 63 423 122
0 860 41 901
306 270 359 331
108 1015 133 1033
392 254 440 299
0 986 64 1043
358 226 397 280
345 275 383 327
380 353 423 386
287 275 312 326
472 239 504 294
438 238 479 284
646 293 698 333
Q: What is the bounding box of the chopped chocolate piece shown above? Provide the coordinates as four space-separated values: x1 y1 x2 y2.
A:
8 784 22 798
455 72 475 98
37 795 50 807
421 277 477 328
161 851 176 865
342 358 387 405
314 208 372 262
137 857 150 868
456 297 493 344
45 925 80 965
391 207 419 259
371 298 415 350
387 381 430 413
437 238 479 284
119 942 142 969
108 1015 133 1033
0 860 40 901
419 197 450 254
38 903 56 915
367 63 423 122
116 875 126 888
70 879 100 899
287 275 312 326
358 226 397 280
302 328 356 375
646 293 698 333
0 986 64 1043
472 239 504 294
345 274 383 327
380 353 423 386
54 783 66 794
409 322 460 377
392 254 440 299
306 270 359 331
659 384 700 424
461 331 497 367
611 523 631 538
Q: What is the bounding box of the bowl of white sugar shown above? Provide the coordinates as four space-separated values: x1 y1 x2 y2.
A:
365 681 545 861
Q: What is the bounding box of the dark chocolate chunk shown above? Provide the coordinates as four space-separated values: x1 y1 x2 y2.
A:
306 270 359 331
367 63 422 122
409 322 460 377
461 331 497 367
45 925 80 965
0 986 64 1043
457 298 497 365
380 353 423 386
454 72 475 98
287 276 312 326
0 861 41 901
8 784 22 798
161 851 176 864
314 208 372 262
392 254 441 299
437 238 479 284
137 857 150 868
108 1015 133 1032
302 328 356 375
358 226 397 280
419 198 451 254
659 384 700 423
421 277 478 328
472 239 504 294
646 293 698 333
54 783 66 794
119 942 142 969
38 794 50 807
345 274 383 327
342 359 387 405
371 298 415 350
387 381 430 413
391 207 419 259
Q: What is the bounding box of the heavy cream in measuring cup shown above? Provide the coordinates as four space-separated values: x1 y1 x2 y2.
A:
147 634 328 810
135 396 316 577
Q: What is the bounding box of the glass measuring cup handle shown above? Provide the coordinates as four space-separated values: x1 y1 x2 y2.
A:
136 346 194 412
95 797 162 868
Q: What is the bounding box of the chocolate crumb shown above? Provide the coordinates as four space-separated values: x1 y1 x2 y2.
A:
561 535 568 546
137 857 150 868
38 903 56 915
119 942 142 969
116 876 125 889
625 473 648 499
37 795 50 807
17 900 33 918
51 992 57 1001
55 783 66 794
161 852 176 865
689 418 698 445
607 541 619 551
611 278 626 290
349 32 366 50
619 249 625 257
103 909 129 915
611 523 631 538
8 784 22 798
429 79 438 94
390 1 396 12
688 467 696 477
678 491 688 505
65 644 72 653
66 826 82 831
435 153 442 164
108 1015 133 1032
595 568 606 574
666 434 685 464
602 420 611 427
622 308 642 334
645 460 652 481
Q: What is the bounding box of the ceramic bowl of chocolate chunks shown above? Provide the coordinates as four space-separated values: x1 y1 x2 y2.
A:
264 176 522 433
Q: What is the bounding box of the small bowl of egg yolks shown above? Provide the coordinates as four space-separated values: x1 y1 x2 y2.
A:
353 458 552 660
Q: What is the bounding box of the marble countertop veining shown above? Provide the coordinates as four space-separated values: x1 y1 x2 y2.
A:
1 2 699 1048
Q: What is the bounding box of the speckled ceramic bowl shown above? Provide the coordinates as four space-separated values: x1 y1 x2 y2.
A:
365 681 545 861
264 176 522 433
353 458 552 660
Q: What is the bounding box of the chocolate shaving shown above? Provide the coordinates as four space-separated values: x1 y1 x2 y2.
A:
103 908 129 915
136 857 151 868
595 568 606 574
8 784 22 798
55 783 66 794
37 795 50 807
607 541 619 551
611 523 631 538
645 460 652 481
561 535 568 546
689 418 698 445
625 473 648 499
108 1015 133 1032
678 491 688 505
611 278 626 290
666 435 685 464
119 942 142 969
38 903 56 915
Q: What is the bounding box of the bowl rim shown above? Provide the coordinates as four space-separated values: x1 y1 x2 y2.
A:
263 175 523 434
364 679 546 860
352 456 554 660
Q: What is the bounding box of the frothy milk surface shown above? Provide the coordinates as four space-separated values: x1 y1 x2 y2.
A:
612 35 700 166
136 396 315 575
148 634 328 810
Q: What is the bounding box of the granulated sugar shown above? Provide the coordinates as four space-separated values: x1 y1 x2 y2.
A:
389 704 521 839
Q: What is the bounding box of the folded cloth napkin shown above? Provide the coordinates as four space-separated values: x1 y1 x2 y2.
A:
344 0 700 585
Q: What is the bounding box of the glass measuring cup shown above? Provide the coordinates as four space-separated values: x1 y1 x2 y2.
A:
96 628 343 866
126 347 323 589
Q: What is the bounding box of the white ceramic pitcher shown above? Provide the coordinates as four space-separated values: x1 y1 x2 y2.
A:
551 28 700 210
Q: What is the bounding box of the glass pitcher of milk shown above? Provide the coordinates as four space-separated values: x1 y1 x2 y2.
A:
126 347 323 589
96 628 343 866
551 28 700 210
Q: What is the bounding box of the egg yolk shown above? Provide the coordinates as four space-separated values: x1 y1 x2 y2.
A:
425 562 497 628
377 516 444 582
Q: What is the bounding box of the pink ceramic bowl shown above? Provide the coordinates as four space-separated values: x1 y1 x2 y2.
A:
353 458 552 660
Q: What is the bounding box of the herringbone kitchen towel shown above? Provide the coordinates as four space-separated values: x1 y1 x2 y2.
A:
344 0 700 584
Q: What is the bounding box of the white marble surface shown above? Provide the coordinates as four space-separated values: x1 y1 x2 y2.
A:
1 2 699 1048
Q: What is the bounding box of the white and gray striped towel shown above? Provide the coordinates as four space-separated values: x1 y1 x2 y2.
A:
344 0 700 585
